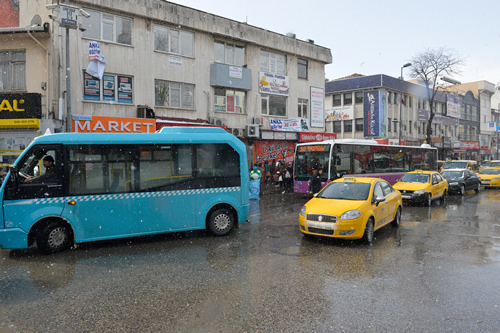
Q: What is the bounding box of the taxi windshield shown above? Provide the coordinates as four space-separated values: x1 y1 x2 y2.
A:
490 161 500 167
443 161 467 169
400 173 430 183
441 170 464 178
318 182 371 201
479 169 500 175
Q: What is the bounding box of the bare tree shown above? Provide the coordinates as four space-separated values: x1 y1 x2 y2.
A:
409 48 464 145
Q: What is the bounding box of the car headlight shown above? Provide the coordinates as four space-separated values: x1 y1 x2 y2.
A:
340 210 362 220
449 182 458 186
493 178 500 181
300 206 306 217
414 190 426 195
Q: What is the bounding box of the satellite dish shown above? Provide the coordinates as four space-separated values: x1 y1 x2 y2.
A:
30 15 42 27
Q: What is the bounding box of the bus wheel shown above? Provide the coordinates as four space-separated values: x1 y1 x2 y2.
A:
208 208 235 236
362 218 374 244
37 221 72 254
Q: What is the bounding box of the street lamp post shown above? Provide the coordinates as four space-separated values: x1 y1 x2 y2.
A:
399 63 412 145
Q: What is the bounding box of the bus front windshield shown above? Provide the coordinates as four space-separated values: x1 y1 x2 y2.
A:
443 161 467 169
294 144 330 181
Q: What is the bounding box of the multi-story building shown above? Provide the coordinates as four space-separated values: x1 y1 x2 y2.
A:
1 0 332 165
324 74 490 160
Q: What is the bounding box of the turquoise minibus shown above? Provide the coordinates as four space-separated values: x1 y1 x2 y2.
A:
0 127 249 253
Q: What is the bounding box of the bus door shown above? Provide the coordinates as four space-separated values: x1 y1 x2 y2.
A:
3 145 65 230
61 145 140 240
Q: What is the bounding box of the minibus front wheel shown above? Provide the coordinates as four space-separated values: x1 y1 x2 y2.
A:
36 220 73 254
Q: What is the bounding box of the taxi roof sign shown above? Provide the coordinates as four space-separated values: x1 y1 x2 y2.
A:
414 170 423 173
343 177 356 182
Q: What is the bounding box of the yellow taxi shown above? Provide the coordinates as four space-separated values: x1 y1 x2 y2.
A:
299 177 402 244
489 160 500 168
393 170 448 206
478 167 500 188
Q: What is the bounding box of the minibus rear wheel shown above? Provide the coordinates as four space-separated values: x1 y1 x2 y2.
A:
37 221 72 254
208 208 235 236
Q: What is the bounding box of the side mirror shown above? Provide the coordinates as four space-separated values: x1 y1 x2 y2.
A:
376 196 385 202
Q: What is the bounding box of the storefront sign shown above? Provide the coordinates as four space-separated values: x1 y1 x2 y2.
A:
255 140 295 165
259 72 289 96
299 132 337 142
72 115 155 133
418 109 458 126
0 93 42 119
229 66 242 79
270 118 309 132
310 87 324 128
325 105 354 121
460 141 480 150
0 118 40 129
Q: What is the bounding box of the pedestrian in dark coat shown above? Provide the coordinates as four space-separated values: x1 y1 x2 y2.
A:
310 168 323 194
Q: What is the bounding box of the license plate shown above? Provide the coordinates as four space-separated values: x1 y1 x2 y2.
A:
401 195 411 199
309 222 333 230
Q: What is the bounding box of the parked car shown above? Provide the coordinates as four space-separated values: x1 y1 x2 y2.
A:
441 168 480 195
478 167 500 188
442 160 479 173
299 177 402 244
393 170 448 206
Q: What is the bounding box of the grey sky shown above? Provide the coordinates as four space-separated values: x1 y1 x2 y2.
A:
169 0 500 85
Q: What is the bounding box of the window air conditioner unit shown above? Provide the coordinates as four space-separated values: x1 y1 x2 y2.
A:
232 128 243 137
245 124 259 138
252 117 262 126
210 117 225 126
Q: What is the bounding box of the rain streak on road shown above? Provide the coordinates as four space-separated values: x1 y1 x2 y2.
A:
1 188 500 332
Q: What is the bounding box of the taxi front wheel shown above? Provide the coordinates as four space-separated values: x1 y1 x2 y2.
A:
362 218 374 244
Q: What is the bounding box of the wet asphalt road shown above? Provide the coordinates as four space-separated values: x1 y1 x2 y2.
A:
1 188 500 332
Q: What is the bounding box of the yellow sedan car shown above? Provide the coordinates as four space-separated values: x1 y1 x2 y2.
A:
478 167 500 188
393 170 448 206
299 177 402 244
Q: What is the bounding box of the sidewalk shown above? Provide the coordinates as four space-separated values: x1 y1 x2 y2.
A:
260 182 294 195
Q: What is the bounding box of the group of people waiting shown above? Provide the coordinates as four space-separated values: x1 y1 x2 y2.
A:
249 159 293 198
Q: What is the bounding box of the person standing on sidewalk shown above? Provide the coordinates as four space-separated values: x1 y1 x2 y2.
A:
310 168 323 195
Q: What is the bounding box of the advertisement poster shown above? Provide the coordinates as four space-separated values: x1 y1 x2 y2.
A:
325 105 354 121
310 87 324 128
255 140 295 165
102 75 115 102
270 118 309 132
83 73 100 101
259 72 289 96
117 76 133 104
446 94 461 118
363 90 380 137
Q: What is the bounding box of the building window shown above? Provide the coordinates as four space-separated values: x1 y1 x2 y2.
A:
343 92 352 105
409 96 413 108
154 25 194 57
83 9 132 45
332 94 341 106
83 72 133 104
260 50 286 75
388 92 393 104
261 95 286 116
388 118 392 132
0 50 25 91
298 98 308 118
214 40 245 66
155 79 194 109
214 88 245 113
355 91 363 104
297 58 308 79
333 121 341 133
409 120 412 134
344 119 353 132
355 118 363 132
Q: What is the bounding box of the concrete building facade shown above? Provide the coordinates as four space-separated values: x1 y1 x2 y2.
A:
1 0 332 166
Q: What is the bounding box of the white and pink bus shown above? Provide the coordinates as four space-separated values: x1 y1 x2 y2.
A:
293 139 438 193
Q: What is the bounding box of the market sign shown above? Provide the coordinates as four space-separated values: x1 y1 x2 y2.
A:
0 93 42 119
72 115 155 133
